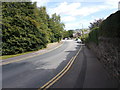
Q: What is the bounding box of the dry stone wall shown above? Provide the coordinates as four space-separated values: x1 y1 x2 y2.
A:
87 37 120 83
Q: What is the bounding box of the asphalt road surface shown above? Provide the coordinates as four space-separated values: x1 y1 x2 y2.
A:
2 40 81 88
2 40 118 89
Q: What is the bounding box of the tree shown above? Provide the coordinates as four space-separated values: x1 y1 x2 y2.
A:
63 30 74 39
48 13 65 42
2 2 65 55
89 19 104 30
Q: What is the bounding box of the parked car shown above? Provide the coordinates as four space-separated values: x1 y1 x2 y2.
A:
75 38 78 41
77 39 82 43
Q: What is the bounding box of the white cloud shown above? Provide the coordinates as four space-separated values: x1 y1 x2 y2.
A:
48 2 111 17
64 20 90 30
65 22 82 30
31 0 120 30
48 2 81 15
61 16 76 22
32 0 119 16
65 22 79 30
31 0 50 7
70 7 101 16
104 0 119 9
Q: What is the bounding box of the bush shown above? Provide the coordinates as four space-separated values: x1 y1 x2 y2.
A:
85 27 99 44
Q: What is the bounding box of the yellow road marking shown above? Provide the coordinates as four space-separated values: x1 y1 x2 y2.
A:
40 57 74 89
39 46 82 90
1 42 64 66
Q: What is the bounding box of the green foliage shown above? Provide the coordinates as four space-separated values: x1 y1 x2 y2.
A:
85 27 99 44
48 13 65 42
80 33 88 43
89 19 103 30
85 18 104 44
63 30 74 39
2 2 65 55
84 11 120 45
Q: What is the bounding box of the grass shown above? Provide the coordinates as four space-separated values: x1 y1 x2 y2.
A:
0 50 36 60
0 41 60 60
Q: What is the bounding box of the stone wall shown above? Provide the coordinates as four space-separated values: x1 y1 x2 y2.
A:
86 37 120 83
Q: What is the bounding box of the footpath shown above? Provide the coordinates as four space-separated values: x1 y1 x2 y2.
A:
1 41 63 65
82 46 119 88
51 45 119 88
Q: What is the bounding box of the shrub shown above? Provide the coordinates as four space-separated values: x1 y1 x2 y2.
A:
85 27 99 44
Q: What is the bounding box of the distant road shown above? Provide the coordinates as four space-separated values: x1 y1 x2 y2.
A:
2 40 81 88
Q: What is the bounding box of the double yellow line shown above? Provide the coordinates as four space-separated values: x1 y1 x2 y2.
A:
39 46 82 90
1 42 64 66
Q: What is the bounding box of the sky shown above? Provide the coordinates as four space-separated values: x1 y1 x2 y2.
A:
31 0 119 30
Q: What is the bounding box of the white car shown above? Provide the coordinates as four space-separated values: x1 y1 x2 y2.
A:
77 39 82 43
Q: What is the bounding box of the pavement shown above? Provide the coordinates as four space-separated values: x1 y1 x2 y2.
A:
51 45 119 88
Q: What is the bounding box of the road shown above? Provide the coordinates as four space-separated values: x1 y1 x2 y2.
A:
2 40 118 89
2 40 81 88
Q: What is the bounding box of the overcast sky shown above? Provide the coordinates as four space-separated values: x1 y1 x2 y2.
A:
31 0 119 30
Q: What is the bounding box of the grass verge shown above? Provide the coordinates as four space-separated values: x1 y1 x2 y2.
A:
0 50 36 60
0 42 60 60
